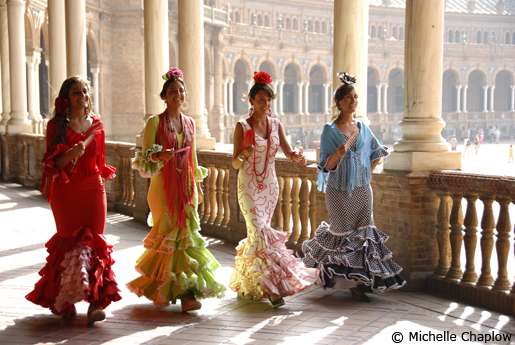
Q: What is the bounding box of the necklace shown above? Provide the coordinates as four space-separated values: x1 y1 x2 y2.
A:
250 116 271 189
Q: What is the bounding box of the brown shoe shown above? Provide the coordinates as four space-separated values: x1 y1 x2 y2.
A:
87 303 106 324
181 292 202 312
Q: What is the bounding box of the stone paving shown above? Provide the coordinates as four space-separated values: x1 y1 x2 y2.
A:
1 181 515 345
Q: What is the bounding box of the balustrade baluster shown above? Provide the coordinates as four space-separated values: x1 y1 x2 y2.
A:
446 192 464 280
201 167 212 223
434 191 451 276
477 195 496 287
273 176 284 231
493 196 512 291
462 193 479 283
309 178 317 239
127 156 135 207
208 167 218 224
282 176 292 237
214 168 224 226
287 176 301 247
221 168 230 227
298 177 310 245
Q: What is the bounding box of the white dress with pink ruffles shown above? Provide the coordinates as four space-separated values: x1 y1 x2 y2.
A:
229 118 317 300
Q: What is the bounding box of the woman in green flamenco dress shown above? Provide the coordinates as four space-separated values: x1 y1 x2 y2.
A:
127 67 225 311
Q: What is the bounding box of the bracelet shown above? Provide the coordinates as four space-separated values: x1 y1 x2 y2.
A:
290 152 296 162
238 152 247 162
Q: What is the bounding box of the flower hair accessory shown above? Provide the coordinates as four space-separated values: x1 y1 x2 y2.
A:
337 72 357 85
54 97 69 115
162 67 184 81
253 71 272 84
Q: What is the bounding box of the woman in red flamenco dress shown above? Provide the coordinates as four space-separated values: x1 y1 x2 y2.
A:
26 76 121 324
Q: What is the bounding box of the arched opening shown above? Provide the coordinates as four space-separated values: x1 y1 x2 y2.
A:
39 31 49 118
442 70 458 112
477 31 482 43
257 14 263 26
513 33 515 45
314 20 320 33
399 27 404 40
371 25 376 39
483 31 488 44
293 18 298 31
455 30 460 43
309 66 325 113
378 25 384 39
321 21 327 34
283 64 299 114
467 70 485 112
233 60 249 115
505 32 510 45
448 30 454 43
258 60 275 81
234 11 240 23
308 20 313 32
264 15 269 27
494 71 513 111
387 68 403 113
367 68 379 113
392 27 397 39
286 17 291 30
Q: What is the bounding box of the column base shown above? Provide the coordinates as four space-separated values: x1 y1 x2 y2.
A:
6 122 33 134
384 151 462 172
135 135 143 148
196 137 216 150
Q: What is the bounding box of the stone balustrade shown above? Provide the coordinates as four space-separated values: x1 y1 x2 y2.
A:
427 171 515 314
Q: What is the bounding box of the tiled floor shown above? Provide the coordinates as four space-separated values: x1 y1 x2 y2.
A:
1 181 515 344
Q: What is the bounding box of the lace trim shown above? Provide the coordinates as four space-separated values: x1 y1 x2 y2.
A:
133 144 165 178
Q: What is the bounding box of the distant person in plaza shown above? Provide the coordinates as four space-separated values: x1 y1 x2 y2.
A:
26 76 121 324
479 129 484 145
495 128 501 144
449 135 458 151
489 127 495 143
473 136 481 157
298 72 405 302
463 136 471 157
127 67 225 311
295 140 304 154
229 71 318 308
509 145 514 163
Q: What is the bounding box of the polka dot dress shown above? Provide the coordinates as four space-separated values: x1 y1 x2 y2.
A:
302 130 406 292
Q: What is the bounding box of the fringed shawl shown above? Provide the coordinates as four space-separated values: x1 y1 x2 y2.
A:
317 120 386 194
157 111 196 228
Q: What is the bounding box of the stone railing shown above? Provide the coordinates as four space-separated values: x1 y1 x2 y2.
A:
196 151 324 251
427 171 515 314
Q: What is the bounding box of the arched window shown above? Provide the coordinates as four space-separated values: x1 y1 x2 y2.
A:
308 20 313 32
315 20 320 33
455 30 460 43
234 11 240 23
293 18 298 31
513 32 515 44
392 27 397 39
321 21 327 34
484 31 488 44
477 31 482 43
505 32 510 44
491 31 495 44
264 15 269 27
371 25 376 38
399 27 404 40
378 25 383 39
286 17 291 30
448 30 454 43
257 14 263 26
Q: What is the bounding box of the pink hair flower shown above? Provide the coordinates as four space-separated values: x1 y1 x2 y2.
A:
163 67 184 81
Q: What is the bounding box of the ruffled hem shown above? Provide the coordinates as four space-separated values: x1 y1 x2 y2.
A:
25 226 122 315
195 165 208 181
133 144 165 178
127 209 226 304
229 225 317 300
302 222 405 292
101 165 116 181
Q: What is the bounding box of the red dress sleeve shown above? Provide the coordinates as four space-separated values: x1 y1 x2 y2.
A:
39 120 73 203
95 120 116 181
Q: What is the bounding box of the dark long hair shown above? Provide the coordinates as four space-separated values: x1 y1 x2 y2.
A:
332 83 357 121
160 77 187 99
50 76 94 146
243 82 276 102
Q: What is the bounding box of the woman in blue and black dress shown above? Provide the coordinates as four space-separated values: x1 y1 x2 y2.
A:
299 73 405 301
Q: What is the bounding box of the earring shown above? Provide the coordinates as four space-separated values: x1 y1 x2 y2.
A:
65 106 71 121
267 108 272 117
248 106 254 117
85 107 89 117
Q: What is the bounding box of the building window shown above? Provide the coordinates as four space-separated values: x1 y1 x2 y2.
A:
234 11 240 23
321 21 327 34
399 27 404 40
484 31 488 44
455 30 460 43
293 18 298 31
264 15 269 27
378 25 383 39
477 31 482 43
315 20 320 33
392 27 397 39
308 20 313 32
257 14 263 26
505 32 510 45
371 25 376 38
448 30 454 43
286 17 291 30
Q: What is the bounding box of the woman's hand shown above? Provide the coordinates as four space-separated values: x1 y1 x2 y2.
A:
158 148 175 161
335 143 348 158
297 153 307 166
68 141 85 159
241 145 255 158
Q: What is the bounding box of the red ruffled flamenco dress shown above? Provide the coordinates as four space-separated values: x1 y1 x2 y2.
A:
26 117 121 316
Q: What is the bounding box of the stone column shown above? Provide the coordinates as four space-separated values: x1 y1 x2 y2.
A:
490 86 496 112
456 85 461 112
65 0 87 77
48 0 66 99
463 86 468 112
0 1 10 132
210 29 224 142
228 78 234 116
6 0 31 133
278 81 284 115
383 85 388 114
376 85 382 114
304 82 309 115
139 0 168 147
91 66 100 116
511 86 515 111
179 0 215 149
323 83 330 114
333 0 369 123
482 86 488 112
297 82 303 115
222 79 228 116
26 48 43 133
272 81 278 115
384 0 461 171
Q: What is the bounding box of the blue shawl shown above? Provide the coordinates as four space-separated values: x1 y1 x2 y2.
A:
317 119 386 194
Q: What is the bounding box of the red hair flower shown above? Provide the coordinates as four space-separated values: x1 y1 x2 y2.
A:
54 97 69 114
163 67 184 81
253 71 272 84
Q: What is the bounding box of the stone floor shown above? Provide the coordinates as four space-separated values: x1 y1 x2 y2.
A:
1 181 515 345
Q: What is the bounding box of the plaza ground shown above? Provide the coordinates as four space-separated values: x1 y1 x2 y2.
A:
1 142 515 345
